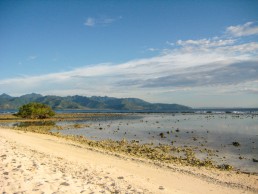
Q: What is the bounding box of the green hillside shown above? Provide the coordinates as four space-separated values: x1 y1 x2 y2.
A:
0 93 191 111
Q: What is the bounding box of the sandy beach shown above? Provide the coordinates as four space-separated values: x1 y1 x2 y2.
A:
1 127 257 194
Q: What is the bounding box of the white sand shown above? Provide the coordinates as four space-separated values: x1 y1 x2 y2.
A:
0 128 257 194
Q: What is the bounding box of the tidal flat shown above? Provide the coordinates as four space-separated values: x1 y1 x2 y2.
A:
1 112 257 173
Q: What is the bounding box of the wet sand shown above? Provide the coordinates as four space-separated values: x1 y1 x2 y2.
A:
1 127 258 194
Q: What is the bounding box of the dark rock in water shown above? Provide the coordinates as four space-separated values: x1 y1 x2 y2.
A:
159 133 165 138
253 158 258 162
232 142 240 147
175 129 180 132
218 164 233 170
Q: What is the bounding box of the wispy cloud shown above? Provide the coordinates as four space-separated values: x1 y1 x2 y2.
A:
140 61 258 88
226 21 258 37
1 42 257 96
84 16 122 27
84 17 95 26
27 55 38 61
176 38 236 48
1 22 258 106
147 48 159 52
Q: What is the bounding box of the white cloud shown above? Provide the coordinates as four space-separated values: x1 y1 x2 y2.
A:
1 39 258 97
102 18 115 24
166 41 174 46
176 38 236 48
27 55 38 61
84 17 95 26
147 48 159 52
84 16 121 27
226 22 258 37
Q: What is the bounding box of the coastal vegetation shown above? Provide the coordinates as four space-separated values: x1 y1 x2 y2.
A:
15 102 55 119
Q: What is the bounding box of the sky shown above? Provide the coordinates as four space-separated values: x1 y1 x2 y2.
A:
0 0 258 108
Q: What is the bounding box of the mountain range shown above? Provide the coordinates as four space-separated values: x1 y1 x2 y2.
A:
0 93 191 111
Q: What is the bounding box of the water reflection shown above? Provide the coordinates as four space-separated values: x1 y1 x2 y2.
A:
52 113 258 173
13 121 56 127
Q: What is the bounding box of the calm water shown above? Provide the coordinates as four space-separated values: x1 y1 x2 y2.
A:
1 112 257 173
53 113 258 173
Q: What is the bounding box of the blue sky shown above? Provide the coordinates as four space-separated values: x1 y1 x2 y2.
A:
0 0 258 107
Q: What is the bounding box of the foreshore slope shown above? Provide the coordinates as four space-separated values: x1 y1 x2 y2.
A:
1 127 257 194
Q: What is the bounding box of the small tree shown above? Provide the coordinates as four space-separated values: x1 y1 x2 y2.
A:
16 102 55 119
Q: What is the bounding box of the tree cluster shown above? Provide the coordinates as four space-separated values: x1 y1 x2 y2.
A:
15 102 55 119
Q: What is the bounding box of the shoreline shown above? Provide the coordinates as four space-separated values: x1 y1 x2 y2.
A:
1 112 257 174
1 127 258 193
0 113 258 175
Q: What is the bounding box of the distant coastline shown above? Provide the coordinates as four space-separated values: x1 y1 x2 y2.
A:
1 108 258 114
0 93 190 111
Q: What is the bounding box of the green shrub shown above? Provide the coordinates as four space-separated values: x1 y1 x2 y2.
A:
15 102 55 119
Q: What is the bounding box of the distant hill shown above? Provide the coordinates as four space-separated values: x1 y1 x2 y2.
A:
0 93 191 111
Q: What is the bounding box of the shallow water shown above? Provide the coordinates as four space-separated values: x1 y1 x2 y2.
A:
52 113 258 173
